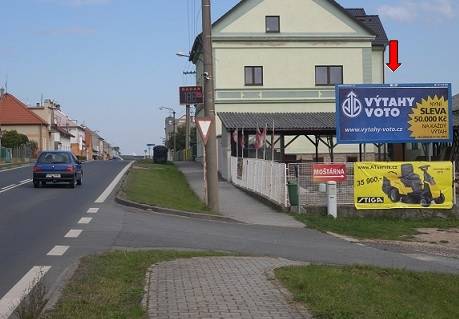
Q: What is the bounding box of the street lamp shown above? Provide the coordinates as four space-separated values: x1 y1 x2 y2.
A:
159 107 176 161
176 52 190 59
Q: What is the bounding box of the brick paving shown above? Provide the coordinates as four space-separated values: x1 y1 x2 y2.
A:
146 257 312 319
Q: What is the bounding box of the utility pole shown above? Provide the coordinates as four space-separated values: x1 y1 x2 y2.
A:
173 110 177 161
185 105 191 160
201 0 219 211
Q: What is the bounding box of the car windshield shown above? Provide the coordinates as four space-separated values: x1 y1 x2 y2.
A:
38 152 71 164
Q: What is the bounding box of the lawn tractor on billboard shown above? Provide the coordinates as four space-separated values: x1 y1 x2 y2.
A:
382 163 445 207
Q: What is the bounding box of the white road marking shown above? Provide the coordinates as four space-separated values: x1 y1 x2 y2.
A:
0 266 51 319
64 229 83 238
78 217 93 224
0 179 33 194
95 161 133 203
87 208 99 214
1 185 16 191
47 245 69 256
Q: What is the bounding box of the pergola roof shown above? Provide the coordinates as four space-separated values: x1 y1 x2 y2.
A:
218 112 336 134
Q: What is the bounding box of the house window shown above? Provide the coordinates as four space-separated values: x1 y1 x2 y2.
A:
245 66 263 86
266 16 280 33
315 66 343 86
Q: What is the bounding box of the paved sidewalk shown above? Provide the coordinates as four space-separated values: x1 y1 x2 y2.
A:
146 257 311 319
175 162 304 228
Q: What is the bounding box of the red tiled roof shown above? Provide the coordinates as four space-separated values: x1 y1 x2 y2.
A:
0 93 47 125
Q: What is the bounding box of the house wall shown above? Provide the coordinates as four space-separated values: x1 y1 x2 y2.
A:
85 130 94 160
213 43 369 90
214 0 367 34
193 0 386 168
1 125 50 151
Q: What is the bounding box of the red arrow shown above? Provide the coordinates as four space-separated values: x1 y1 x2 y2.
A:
386 40 402 72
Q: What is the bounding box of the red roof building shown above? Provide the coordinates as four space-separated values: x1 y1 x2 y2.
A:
0 92 49 151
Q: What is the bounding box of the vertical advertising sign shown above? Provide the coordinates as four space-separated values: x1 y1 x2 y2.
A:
336 84 452 144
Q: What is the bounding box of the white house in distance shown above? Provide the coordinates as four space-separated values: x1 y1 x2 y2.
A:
190 0 388 178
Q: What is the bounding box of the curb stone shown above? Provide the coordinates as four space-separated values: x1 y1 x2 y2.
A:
265 259 313 318
115 165 243 223
115 194 243 224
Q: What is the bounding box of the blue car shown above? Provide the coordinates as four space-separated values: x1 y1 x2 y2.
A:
33 151 83 188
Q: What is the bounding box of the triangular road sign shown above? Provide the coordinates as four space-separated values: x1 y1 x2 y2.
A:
197 117 213 145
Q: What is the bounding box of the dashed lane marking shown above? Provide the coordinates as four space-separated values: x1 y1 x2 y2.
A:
64 229 83 238
87 208 99 214
0 266 51 319
78 217 93 224
47 245 69 256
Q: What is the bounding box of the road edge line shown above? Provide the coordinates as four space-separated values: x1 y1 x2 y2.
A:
94 161 134 203
0 266 51 319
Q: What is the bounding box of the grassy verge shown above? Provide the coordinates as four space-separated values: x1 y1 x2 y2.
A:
44 250 228 319
294 214 459 240
276 265 459 319
123 161 212 214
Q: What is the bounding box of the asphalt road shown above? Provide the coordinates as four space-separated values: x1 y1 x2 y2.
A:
0 161 130 309
1 160 459 318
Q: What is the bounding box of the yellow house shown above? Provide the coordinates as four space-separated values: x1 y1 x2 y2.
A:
0 92 50 151
190 0 388 176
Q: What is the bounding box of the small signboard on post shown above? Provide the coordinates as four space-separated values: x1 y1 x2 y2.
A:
313 163 346 183
196 117 213 145
179 86 203 105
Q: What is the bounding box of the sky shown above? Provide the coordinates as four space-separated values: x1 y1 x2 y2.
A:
1 0 458 154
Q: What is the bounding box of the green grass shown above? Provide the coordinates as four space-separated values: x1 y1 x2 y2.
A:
123 161 212 214
276 265 459 319
294 214 459 240
44 250 228 319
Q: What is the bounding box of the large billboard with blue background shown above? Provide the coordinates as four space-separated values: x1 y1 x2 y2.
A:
336 84 452 144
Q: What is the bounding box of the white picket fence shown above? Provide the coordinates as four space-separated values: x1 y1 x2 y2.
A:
230 157 288 208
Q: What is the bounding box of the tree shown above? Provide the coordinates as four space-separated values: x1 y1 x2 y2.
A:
0 130 30 149
166 126 196 151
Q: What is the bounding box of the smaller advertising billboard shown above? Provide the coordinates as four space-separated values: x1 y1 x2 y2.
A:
336 83 453 144
354 162 453 210
179 86 203 105
313 164 346 183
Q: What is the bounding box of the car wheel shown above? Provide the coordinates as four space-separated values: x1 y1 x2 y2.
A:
69 178 76 188
77 174 83 186
33 181 40 188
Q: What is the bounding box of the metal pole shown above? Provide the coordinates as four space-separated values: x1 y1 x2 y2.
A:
186 105 191 160
202 0 219 211
173 111 177 161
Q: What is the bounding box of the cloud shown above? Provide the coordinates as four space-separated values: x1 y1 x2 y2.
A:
378 0 456 23
42 0 111 7
36 27 97 36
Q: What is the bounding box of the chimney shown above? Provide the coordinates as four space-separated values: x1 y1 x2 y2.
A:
0 88 5 97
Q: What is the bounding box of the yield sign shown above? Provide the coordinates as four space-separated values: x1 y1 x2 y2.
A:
197 117 213 145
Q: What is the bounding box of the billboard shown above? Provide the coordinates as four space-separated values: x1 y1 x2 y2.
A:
354 162 453 210
179 86 203 105
336 84 452 144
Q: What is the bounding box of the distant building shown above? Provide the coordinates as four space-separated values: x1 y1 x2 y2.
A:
29 99 75 151
0 91 49 151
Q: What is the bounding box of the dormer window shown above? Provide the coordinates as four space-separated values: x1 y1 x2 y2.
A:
266 16 280 33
